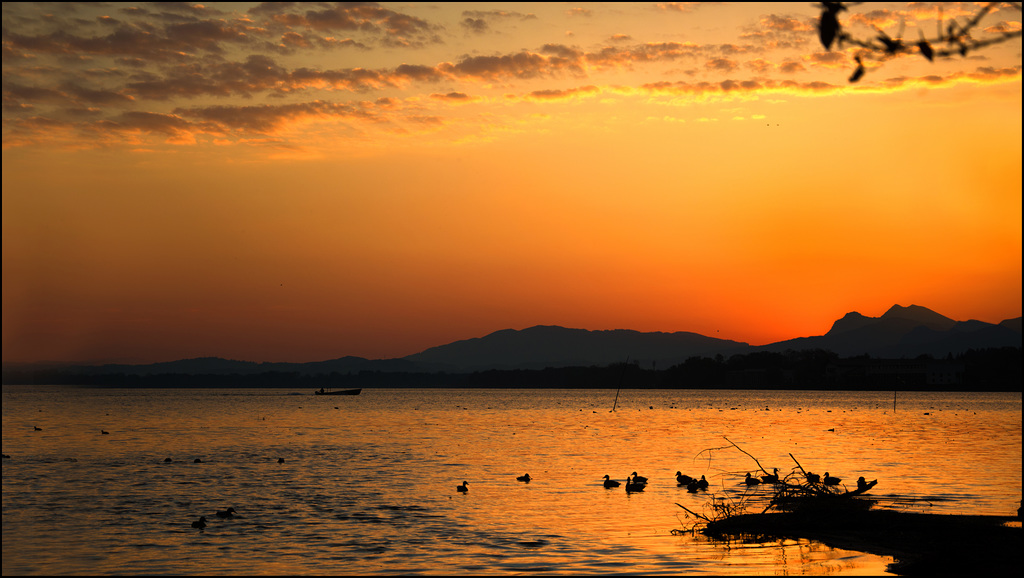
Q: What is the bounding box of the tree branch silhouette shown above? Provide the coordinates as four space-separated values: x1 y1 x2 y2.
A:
816 2 1023 82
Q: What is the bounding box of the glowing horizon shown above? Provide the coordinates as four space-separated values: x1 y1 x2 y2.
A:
3 2 1021 364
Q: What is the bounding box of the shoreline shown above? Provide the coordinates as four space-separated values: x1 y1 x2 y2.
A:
704 510 1021 575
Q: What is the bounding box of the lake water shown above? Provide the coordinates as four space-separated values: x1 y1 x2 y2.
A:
2 386 1021 575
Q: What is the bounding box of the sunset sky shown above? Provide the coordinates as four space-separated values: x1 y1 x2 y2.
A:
3 2 1021 364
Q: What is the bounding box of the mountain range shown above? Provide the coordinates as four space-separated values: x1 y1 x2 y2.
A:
6 304 1018 376
405 304 1021 371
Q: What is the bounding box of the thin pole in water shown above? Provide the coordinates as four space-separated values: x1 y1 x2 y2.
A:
893 389 897 413
611 356 629 412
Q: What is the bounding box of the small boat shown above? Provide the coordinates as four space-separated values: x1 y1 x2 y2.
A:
314 388 361 396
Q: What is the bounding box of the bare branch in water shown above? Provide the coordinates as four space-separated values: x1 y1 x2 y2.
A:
723 436 771 476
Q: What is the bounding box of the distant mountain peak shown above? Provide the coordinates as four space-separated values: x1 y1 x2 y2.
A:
827 311 873 335
881 304 956 330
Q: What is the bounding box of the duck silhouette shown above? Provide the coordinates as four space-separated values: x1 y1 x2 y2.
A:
630 471 648 484
760 468 780 484
805 471 821 484
697 475 709 490
675 472 694 486
101 430 109 435
278 458 285 464
191 516 207 529
856 476 877 491
33 426 42 431
744 472 761 486
456 481 469 493
215 507 236 518
624 476 646 492
602 475 621 488
516 473 531 482
823 472 842 486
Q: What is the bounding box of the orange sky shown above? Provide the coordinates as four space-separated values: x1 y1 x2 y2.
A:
3 2 1021 364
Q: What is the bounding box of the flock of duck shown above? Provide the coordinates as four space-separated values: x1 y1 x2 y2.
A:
201 467 854 527
191 507 237 529
455 470 712 494
454 469 870 495
185 457 284 529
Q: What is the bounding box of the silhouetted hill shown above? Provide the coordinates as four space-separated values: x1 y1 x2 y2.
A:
1001 317 1022 333
402 306 1019 371
761 305 1020 358
31 356 432 377
402 325 750 371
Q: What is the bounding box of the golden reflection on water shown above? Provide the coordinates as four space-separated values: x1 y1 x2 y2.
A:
676 533 895 576
2 386 1020 575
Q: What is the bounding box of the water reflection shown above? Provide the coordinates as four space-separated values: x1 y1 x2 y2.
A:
2 386 1020 575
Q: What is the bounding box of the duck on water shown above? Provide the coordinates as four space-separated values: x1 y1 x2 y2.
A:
625 476 647 492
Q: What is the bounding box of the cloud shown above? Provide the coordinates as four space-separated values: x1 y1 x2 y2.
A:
461 10 537 21
458 10 539 37
2 1 440 70
656 3 701 14
739 13 815 52
524 85 601 101
440 50 586 81
61 83 136 105
585 42 707 70
461 18 490 34
778 60 807 74
4 3 1019 153
174 101 371 134
869 66 1022 91
252 2 440 47
706 58 738 72
110 110 192 136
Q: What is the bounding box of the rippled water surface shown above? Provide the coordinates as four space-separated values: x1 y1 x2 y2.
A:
3 386 1021 575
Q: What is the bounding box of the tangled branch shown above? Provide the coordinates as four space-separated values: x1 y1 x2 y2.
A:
817 2 1023 82
675 439 878 536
